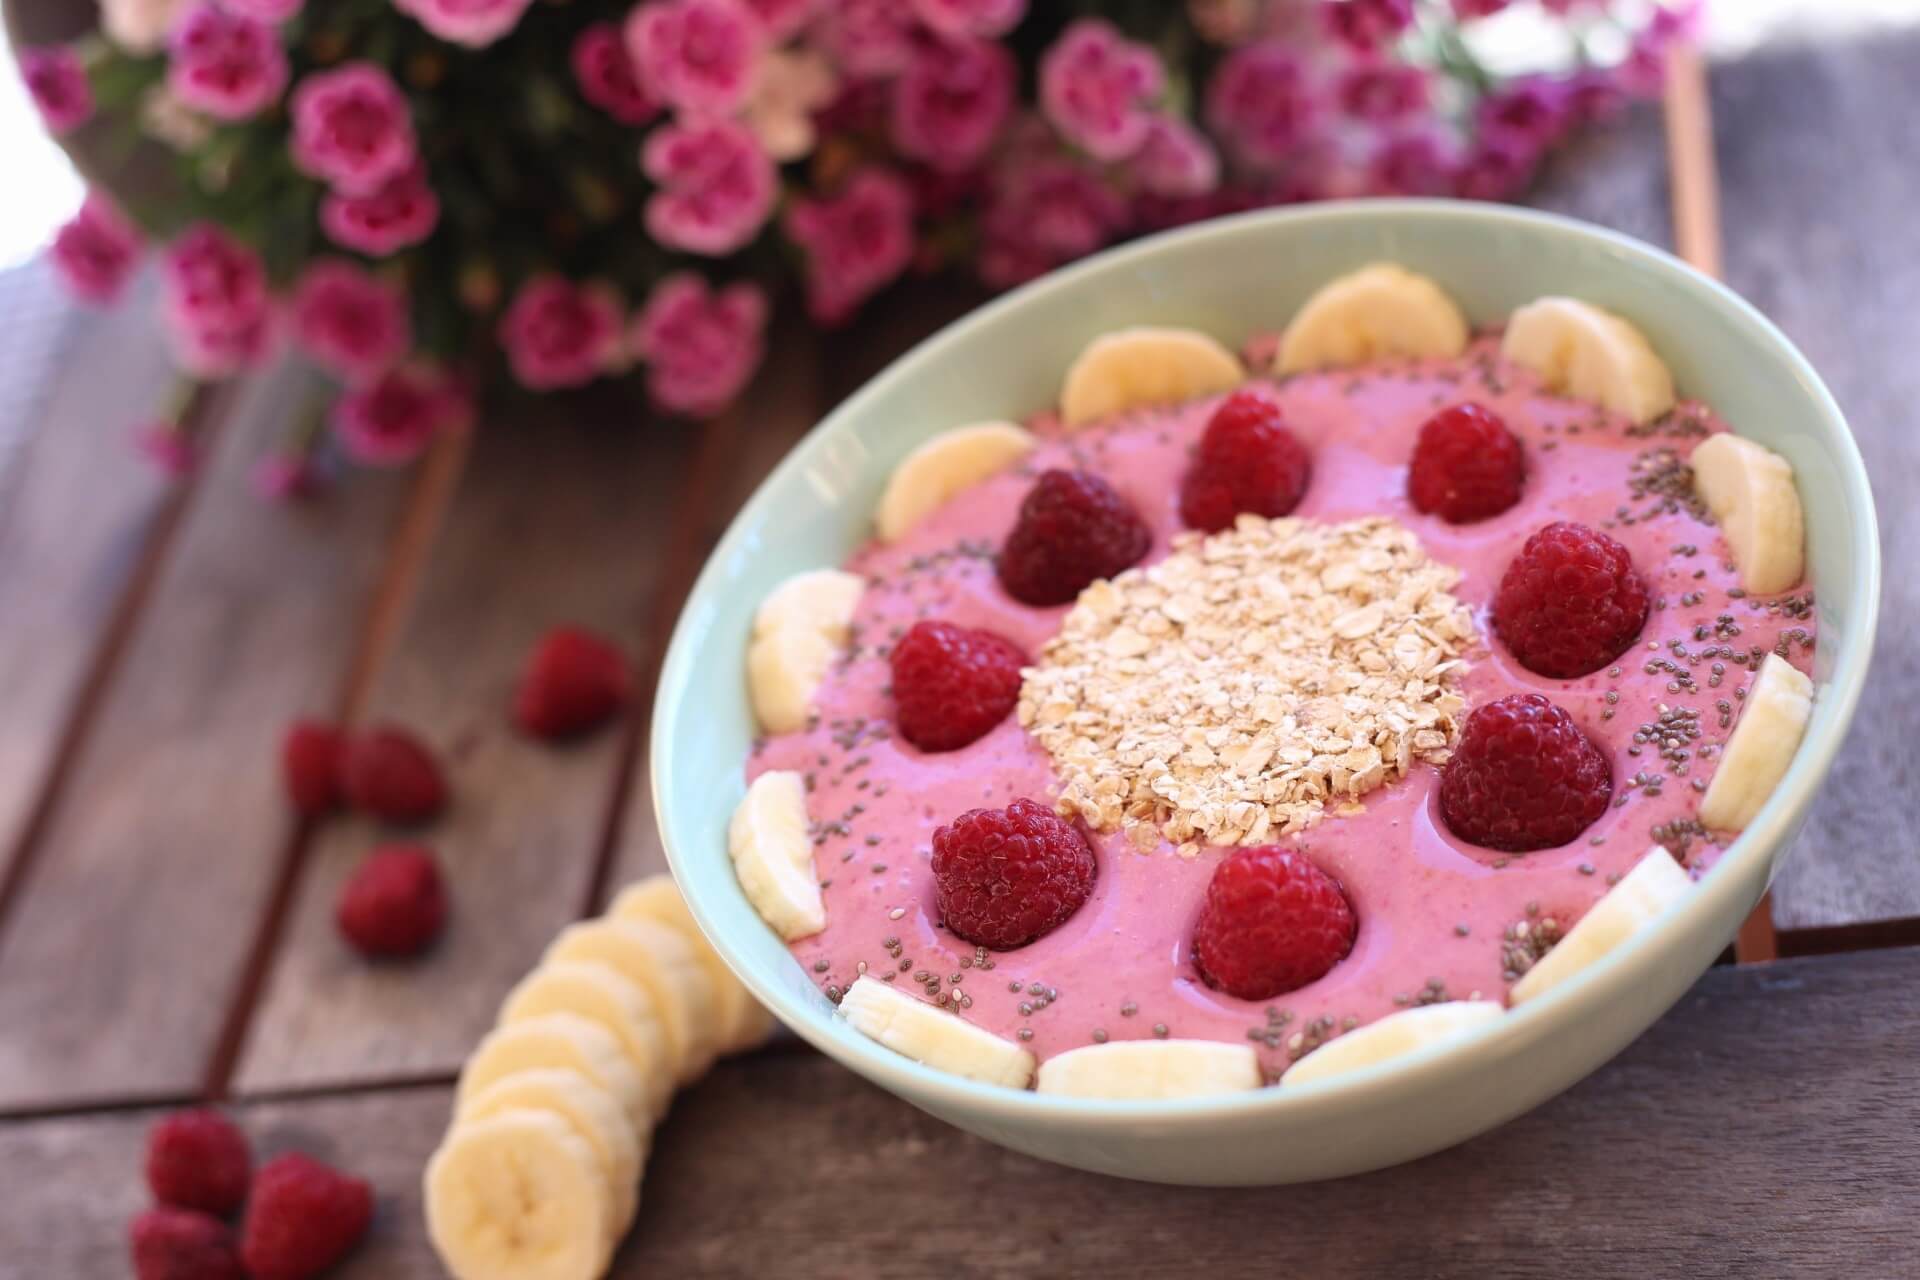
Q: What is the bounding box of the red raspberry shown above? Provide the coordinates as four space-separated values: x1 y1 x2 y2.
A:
336 844 448 958
1191 846 1356 1001
931 798 1097 950
1179 389 1312 531
1407 402 1525 523
130 1207 245 1280
145 1107 252 1215
240 1153 373 1280
1439 693 1612 851
341 725 447 824
281 720 344 818
513 626 632 740
1493 521 1649 678
996 469 1150 606
889 620 1026 753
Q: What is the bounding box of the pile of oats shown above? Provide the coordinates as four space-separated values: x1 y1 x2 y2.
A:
1018 514 1476 852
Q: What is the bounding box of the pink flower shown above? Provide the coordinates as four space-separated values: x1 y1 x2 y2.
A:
626 0 763 116
1320 0 1413 53
166 4 287 120
1455 135 1536 202
785 169 914 325
1129 115 1220 198
1039 20 1164 162
1206 41 1320 167
161 223 277 377
221 0 302 20
743 48 836 161
740 0 820 41
50 195 143 304
911 0 1025 38
498 275 625 391
641 118 777 257
1475 76 1569 150
135 420 200 477
332 365 465 465
819 0 916 77
391 0 536 48
1336 61 1428 122
631 273 767 417
1368 130 1457 195
980 160 1127 288
319 165 440 256
290 62 417 195
891 36 1015 173
571 22 657 125
21 46 94 134
291 259 411 382
1452 0 1511 15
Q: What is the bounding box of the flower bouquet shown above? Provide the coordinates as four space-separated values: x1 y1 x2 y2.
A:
18 0 1694 494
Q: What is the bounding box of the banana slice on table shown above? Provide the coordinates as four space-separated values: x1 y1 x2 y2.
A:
1688 433 1806 595
1510 846 1692 1004
1500 296 1675 425
546 918 720 1084
499 961 674 1120
457 1014 651 1133
1060 326 1244 427
1699 654 1815 831
1281 1001 1505 1088
746 569 865 734
837 976 1035 1088
728 770 826 941
456 1068 643 1237
426 1108 614 1280
875 421 1035 543
1036 1038 1262 1100
609 877 774 1055
1275 263 1470 374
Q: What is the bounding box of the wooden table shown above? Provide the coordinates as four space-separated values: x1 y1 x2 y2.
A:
3 28 1917 1276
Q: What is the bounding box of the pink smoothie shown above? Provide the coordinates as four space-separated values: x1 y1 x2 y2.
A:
750 337 1816 1080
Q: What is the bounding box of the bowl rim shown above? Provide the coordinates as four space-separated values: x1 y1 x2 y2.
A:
653 198 1881 1123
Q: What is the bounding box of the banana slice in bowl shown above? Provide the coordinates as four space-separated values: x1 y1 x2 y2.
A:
727 770 825 941
1500 296 1675 424
1689 433 1806 595
875 421 1034 542
1036 1039 1262 1100
837 975 1036 1089
1275 263 1469 374
1510 847 1692 1005
1281 1001 1506 1088
1059 326 1244 426
745 569 865 734
1700 654 1816 832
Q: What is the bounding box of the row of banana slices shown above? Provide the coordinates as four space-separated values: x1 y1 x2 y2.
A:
424 876 772 1280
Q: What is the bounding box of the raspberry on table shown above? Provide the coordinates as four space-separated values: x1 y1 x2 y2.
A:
1407 402 1525 523
1440 692 1612 852
890 620 1027 753
341 725 448 824
1191 846 1356 1001
336 844 448 958
131 1207 246 1280
513 625 632 740
996 468 1151 606
931 798 1097 950
1179 388 1312 532
281 720 345 819
240 1152 373 1280
145 1107 252 1215
1493 520 1649 678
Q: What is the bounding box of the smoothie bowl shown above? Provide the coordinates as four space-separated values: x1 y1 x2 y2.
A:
653 201 1878 1186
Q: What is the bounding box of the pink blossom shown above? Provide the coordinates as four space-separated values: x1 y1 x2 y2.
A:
631 273 767 417
626 0 763 117
1336 61 1428 121
818 0 916 77
571 21 657 125
135 420 200 477
1452 0 1510 15
1455 134 1536 202
20 46 93 134
980 160 1127 288
251 450 322 500
641 118 777 257
1368 130 1457 195
291 259 411 382
319 165 440 256
785 169 914 325
221 0 303 21
891 36 1015 173
743 48 836 161
498 275 625 391
290 62 417 195
1475 76 1569 150
1206 41 1320 167
1320 0 1413 53
50 195 143 304
911 0 1025 39
740 0 820 41
332 365 464 465
161 223 277 377
1039 20 1164 162
391 0 536 48
166 4 287 120
1129 115 1220 198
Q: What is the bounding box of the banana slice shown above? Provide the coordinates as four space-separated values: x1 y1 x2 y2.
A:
837 975 1035 1089
456 1068 643 1237
457 1014 651 1133
1689 433 1806 595
1500 296 1675 425
609 877 774 1055
746 569 865 734
1060 326 1244 427
1035 1038 1262 1100
875 421 1035 543
1275 263 1470 375
546 918 720 1085
727 770 826 941
1511 846 1692 1005
498 961 674 1120
426 1108 614 1280
1699 654 1815 831
1281 1001 1504 1088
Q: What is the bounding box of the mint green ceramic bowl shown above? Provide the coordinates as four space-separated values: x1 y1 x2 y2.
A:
652 200 1878 1186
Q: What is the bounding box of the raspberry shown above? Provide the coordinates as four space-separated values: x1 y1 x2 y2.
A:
930 798 1096 950
1179 389 1312 532
281 720 344 819
341 725 447 823
889 620 1026 753
513 626 632 740
1439 693 1612 851
145 1108 252 1215
130 1207 245 1280
1191 846 1356 1001
240 1153 373 1280
996 469 1150 606
336 844 447 958
1493 521 1649 678
1407 402 1525 523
